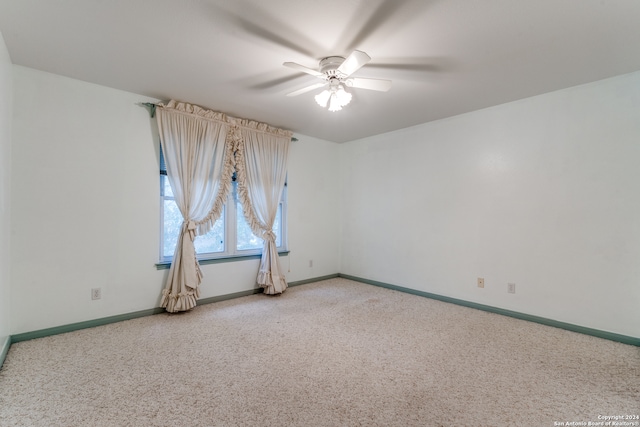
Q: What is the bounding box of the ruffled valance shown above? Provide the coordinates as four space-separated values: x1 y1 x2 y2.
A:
159 100 293 139
227 117 293 139
158 100 230 122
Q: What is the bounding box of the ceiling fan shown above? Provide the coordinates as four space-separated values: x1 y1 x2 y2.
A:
283 50 391 111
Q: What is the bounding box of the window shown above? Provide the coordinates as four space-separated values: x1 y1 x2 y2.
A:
160 146 287 262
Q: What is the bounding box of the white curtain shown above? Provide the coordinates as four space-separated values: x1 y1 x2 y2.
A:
234 119 291 295
156 101 235 312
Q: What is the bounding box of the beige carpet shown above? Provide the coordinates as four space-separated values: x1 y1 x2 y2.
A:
1 278 638 426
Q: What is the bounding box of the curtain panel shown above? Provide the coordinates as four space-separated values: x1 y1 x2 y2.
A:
156 101 235 312
233 118 291 295
156 101 292 312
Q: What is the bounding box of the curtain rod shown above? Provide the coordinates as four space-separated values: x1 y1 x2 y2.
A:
141 102 298 142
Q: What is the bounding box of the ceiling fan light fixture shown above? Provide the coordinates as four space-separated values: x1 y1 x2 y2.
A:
315 90 331 107
318 84 352 112
328 93 342 112
336 85 352 106
284 50 390 111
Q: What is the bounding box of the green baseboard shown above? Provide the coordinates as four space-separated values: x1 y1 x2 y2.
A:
339 273 640 347
5 271 637 367
11 307 166 344
289 273 339 287
197 274 340 305
7 274 340 347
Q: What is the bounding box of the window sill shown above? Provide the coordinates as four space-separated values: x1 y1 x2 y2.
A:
155 251 289 270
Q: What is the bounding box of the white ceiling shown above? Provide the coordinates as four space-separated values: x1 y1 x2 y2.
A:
1 0 640 143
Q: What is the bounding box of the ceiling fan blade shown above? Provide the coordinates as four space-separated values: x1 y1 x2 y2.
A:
346 77 392 92
207 3 323 57
286 82 326 97
340 0 424 52
239 20 317 57
250 73 307 90
283 62 324 77
367 63 443 73
337 50 371 77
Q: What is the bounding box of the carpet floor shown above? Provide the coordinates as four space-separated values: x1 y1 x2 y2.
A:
1 278 638 426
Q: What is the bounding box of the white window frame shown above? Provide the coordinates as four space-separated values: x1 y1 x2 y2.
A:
159 153 287 263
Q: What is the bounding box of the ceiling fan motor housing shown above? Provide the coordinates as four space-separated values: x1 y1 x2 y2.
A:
319 56 347 79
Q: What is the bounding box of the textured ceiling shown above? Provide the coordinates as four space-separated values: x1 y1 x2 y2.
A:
1 0 640 142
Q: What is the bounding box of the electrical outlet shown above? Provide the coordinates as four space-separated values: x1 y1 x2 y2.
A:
309 260 313 268
91 288 102 300
507 283 516 294
477 278 484 288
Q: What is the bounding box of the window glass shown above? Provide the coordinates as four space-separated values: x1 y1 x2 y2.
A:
194 209 225 254
163 198 225 258
160 145 286 261
236 200 282 251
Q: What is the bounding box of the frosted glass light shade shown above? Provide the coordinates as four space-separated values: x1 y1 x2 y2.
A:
316 84 352 112
336 85 352 105
315 90 331 107
328 93 342 112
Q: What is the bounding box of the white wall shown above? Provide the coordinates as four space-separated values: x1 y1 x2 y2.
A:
10 63 639 339
10 67 341 334
340 71 640 338
11 66 163 334
0 31 12 351
287 135 341 281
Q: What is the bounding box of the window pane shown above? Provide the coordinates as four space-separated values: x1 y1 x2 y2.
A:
236 202 262 250
236 202 281 251
163 199 225 258
163 199 183 258
274 203 282 247
163 176 173 198
194 209 225 254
